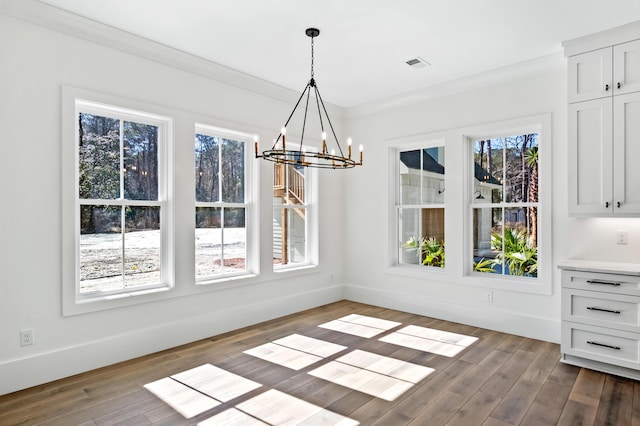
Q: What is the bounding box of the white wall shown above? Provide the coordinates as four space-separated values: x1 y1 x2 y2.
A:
341 62 640 344
0 12 345 395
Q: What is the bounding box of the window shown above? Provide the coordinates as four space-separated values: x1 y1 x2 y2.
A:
75 100 171 298
273 162 310 268
396 146 445 268
471 133 539 278
195 125 251 281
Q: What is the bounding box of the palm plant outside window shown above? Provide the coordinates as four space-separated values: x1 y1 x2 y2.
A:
397 146 446 268
471 134 539 278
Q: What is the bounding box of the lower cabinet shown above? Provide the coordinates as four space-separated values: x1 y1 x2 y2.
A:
560 261 640 380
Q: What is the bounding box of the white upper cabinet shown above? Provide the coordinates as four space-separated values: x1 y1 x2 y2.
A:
614 39 640 96
565 23 640 216
568 40 640 103
613 91 640 213
568 47 613 103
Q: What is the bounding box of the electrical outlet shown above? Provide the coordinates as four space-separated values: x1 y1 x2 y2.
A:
485 291 493 303
617 230 629 245
20 329 34 346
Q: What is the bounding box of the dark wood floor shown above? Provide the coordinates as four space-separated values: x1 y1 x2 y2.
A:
1 301 638 425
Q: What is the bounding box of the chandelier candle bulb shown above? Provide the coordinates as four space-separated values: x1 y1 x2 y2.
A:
281 127 286 150
348 138 352 159
359 144 363 164
254 136 259 157
322 132 327 154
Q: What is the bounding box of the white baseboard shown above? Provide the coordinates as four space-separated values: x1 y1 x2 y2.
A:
0 285 343 396
343 284 560 343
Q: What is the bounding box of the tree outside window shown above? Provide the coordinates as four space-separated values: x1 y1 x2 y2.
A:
472 134 539 278
195 128 248 280
77 110 164 294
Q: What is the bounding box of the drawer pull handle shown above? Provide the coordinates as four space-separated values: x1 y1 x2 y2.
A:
586 280 621 286
587 306 621 314
587 341 621 350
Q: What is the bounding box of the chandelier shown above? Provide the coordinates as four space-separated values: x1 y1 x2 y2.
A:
255 28 363 169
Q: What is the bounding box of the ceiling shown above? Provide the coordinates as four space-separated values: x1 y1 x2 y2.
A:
35 0 640 107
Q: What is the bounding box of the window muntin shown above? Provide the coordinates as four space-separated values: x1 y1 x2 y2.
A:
397 146 445 268
274 163 309 268
471 134 539 278
76 106 168 296
195 127 249 280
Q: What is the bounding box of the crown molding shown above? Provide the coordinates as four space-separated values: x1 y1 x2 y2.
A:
0 0 311 108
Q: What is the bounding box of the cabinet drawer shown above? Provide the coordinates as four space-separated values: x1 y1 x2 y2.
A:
562 270 640 296
562 322 640 370
562 288 640 332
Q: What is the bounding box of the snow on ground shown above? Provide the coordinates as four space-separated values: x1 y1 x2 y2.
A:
80 228 246 293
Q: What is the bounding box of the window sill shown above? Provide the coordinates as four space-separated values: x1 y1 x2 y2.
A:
64 285 173 317
385 264 552 295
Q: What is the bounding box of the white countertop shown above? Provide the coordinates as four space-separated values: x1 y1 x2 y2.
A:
558 259 640 276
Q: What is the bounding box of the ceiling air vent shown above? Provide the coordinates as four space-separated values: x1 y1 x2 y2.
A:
406 57 430 69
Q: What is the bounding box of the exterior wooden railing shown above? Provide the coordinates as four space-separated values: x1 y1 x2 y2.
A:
273 163 305 204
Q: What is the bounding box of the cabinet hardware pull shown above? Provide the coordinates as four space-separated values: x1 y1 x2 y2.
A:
605 201 610 208
618 201 622 208
605 84 610 91
618 82 622 89
587 341 621 350
587 306 621 314
586 279 621 286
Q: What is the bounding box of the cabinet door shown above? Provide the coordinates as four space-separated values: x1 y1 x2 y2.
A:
568 47 613 103
613 92 640 213
614 39 640 96
568 98 613 215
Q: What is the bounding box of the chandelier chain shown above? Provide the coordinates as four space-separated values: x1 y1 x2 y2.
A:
310 35 315 80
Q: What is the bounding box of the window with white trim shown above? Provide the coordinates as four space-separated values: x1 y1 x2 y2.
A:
75 101 171 297
195 125 251 280
273 162 311 268
396 146 446 268
470 133 539 278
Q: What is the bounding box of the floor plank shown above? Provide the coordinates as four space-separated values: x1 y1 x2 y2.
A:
1 301 639 425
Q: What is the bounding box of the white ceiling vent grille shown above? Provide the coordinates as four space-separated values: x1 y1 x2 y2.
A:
406 57 430 69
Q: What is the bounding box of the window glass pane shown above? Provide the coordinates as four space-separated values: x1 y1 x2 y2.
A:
472 207 501 275
399 149 420 204
221 138 244 203
79 205 122 293
78 113 120 200
399 207 445 267
286 165 305 205
195 207 221 277
399 148 444 205
124 206 161 287
273 207 307 266
123 121 158 201
223 207 246 273
195 134 219 202
473 139 504 203
502 207 538 277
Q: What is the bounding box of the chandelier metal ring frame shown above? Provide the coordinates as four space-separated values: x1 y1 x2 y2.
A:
254 27 363 169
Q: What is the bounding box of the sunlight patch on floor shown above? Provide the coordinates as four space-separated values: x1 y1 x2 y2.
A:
380 325 479 357
244 333 347 370
318 314 401 338
308 350 434 401
143 364 261 419
172 364 262 402
143 377 220 419
233 389 358 425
